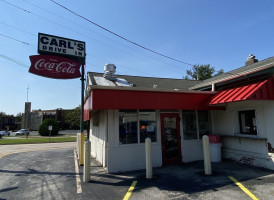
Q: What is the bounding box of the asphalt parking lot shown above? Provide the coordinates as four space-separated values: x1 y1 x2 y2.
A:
89 159 274 200
0 144 274 200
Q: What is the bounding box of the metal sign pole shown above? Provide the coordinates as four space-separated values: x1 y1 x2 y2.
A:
81 64 85 133
79 64 85 166
48 125 52 143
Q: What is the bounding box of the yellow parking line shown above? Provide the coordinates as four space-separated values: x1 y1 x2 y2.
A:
123 180 137 200
229 176 259 200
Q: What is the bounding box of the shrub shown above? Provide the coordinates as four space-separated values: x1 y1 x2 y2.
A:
38 118 60 136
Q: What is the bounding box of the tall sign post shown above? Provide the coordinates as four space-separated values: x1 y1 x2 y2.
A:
29 33 86 165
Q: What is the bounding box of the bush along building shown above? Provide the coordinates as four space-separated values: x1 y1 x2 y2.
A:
84 55 274 173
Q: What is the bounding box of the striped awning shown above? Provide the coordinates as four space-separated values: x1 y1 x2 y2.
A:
209 77 274 105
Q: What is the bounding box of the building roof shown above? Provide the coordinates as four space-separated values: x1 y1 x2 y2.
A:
87 72 202 91
190 56 274 90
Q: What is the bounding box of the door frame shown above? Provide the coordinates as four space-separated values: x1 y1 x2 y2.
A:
160 113 182 165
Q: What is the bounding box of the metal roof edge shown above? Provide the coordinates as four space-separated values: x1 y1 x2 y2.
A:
87 85 217 94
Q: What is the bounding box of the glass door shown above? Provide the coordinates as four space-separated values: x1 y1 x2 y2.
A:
160 113 182 165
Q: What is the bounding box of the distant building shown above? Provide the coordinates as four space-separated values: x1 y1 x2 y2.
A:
22 102 31 129
0 115 17 130
24 108 73 130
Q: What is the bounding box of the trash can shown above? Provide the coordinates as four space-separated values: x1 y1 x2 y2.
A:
208 135 222 162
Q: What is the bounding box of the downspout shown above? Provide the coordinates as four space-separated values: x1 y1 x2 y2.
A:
104 110 108 168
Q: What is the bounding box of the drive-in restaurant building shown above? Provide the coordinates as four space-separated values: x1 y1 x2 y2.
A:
84 55 274 173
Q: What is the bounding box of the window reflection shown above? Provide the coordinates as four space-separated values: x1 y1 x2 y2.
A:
198 111 210 138
119 110 138 144
182 110 198 140
140 111 157 143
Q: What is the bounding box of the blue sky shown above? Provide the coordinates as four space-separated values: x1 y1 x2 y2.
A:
1 0 274 115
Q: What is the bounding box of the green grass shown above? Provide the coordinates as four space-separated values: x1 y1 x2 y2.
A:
0 136 77 145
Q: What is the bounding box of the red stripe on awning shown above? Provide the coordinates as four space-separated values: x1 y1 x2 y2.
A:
209 77 274 105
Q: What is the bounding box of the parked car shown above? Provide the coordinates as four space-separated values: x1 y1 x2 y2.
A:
15 129 29 136
0 130 10 136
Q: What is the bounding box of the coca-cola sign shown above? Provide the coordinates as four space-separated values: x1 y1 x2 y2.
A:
29 55 81 79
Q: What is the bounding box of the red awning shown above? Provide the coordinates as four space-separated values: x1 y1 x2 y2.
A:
209 77 274 105
84 89 223 121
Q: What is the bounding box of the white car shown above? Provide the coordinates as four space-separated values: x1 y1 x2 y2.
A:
0 130 10 136
15 129 29 136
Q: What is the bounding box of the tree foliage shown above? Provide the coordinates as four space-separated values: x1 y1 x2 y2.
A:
183 64 224 80
15 112 22 123
64 106 81 129
63 106 89 130
39 118 60 136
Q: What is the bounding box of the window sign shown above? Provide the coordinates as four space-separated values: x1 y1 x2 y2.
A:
119 110 157 145
139 111 157 143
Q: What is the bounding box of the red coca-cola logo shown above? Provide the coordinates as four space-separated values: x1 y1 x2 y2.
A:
29 55 81 79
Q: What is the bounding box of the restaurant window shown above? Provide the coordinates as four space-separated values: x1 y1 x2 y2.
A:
183 110 211 140
119 110 138 144
92 112 100 127
139 111 157 143
119 110 157 145
239 110 257 135
198 110 211 139
182 111 198 140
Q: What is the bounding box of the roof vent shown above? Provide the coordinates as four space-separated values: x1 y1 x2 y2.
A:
103 64 116 81
245 54 258 66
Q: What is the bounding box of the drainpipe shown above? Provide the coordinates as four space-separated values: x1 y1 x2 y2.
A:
104 110 108 168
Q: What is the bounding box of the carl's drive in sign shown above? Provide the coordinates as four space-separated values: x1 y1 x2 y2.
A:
38 33 85 59
29 55 81 79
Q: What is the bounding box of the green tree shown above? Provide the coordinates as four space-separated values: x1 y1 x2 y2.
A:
15 112 22 123
63 106 89 130
64 106 81 129
0 112 6 128
39 118 60 136
183 64 224 80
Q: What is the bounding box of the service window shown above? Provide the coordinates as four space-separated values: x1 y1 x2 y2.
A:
239 110 257 135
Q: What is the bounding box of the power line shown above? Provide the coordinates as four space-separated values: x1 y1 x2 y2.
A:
0 1 188 76
22 0 185 73
0 20 36 36
50 0 195 67
0 33 30 45
0 0 31 13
